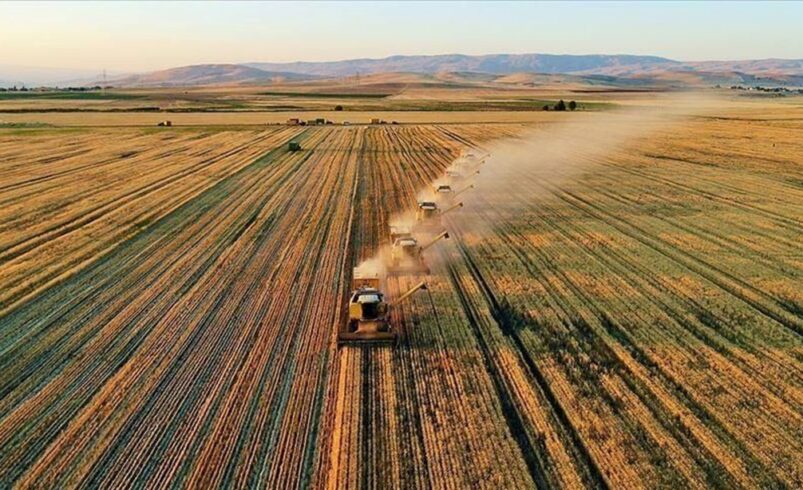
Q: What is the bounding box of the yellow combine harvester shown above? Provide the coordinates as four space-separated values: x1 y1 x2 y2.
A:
389 225 411 243
455 151 489 173
388 230 449 275
435 183 474 204
337 268 428 345
414 201 463 232
434 183 454 197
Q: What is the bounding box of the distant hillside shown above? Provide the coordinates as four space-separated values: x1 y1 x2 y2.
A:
109 64 316 87
685 58 803 76
246 54 679 77
645 70 803 87
246 54 803 79
100 55 803 88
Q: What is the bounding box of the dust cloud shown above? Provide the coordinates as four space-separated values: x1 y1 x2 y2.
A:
353 255 387 288
449 91 725 237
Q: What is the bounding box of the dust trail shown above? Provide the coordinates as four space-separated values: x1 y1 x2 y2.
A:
354 254 388 288
450 91 726 239
388 211 417 233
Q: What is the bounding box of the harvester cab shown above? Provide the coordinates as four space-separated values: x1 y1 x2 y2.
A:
389 225 413 243
445 170 462 182
388 230 450 275
446 168 480 186
434 184 454 202
417 201 439 219
415 201 463 232
461 151 489 171
338 267 429 345
414 201 441 231
437 183 473 203
389 236 424 274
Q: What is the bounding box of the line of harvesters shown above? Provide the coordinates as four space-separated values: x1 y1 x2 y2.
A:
338 151 488 346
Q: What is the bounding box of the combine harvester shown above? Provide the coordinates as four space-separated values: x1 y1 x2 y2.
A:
434 183 474 204
414 200 463 232
454 151 490 174
446 168 480 185
389 225 412 244
338 268 428 345
434 184 454 199
387 230 450 275
443 148 487 186
462 150 490 165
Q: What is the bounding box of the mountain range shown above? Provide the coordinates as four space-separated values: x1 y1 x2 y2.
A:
3 53 802 88
246 54 682 77
249 53 799 77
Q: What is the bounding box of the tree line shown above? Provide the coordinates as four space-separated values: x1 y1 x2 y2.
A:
543 100 578 111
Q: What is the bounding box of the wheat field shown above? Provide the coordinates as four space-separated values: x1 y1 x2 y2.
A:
0 97 801 488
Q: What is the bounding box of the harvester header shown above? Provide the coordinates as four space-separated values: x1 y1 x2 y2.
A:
441 201 464 216
391 281 427 306
454 184 474 198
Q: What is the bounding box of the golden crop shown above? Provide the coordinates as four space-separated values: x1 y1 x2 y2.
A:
0 104 800 488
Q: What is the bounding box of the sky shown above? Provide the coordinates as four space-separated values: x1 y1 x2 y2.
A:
1 1 801 73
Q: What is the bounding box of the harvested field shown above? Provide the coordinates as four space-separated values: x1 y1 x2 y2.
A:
0 103 801 488
0 110 584 127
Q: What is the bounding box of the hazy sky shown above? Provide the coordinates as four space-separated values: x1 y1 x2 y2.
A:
1 1 801 72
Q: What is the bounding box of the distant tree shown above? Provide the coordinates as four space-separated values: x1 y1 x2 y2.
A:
334 105 343 111
554 99 566 111
542 104 550 111
568 100 577 111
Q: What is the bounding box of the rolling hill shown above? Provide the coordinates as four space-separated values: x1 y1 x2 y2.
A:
246 53 679 77
92 55 803 88
108 64 315 87
247 54 803 78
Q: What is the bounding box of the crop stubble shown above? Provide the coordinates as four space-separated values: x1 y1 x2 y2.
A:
0 114 800 488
